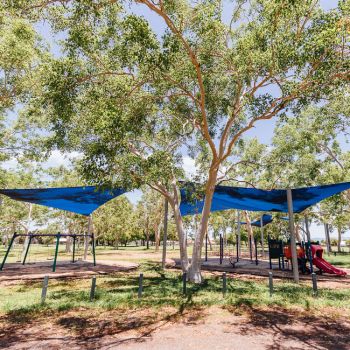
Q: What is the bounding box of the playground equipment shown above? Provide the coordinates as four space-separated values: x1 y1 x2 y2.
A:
311 244 347 276
283 243 347 276
0 232 96 272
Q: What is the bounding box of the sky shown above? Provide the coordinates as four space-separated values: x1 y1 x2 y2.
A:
3 0 348 240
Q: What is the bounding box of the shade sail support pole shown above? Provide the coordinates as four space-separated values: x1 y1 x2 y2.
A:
287 189 299 283
237 211 241 260
260 215 265 258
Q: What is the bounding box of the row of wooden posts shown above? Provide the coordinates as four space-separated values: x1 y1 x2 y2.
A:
40 271 319 304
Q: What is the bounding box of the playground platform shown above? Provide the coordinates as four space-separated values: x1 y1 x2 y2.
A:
173 256 350 284
0 259 138 284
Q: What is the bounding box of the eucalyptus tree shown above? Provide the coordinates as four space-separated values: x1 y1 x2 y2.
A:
0 5 44 161
93 196 135 248
19 0 350 282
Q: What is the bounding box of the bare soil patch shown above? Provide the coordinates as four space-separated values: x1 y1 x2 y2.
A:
0 260 138 285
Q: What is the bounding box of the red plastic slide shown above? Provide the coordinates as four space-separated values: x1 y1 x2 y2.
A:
311 245 347 276
313 257 347 276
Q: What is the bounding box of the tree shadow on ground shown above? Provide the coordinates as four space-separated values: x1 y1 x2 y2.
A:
226 305 350 350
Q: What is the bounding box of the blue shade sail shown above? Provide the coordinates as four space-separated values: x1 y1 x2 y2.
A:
180 182 350 216
0 186 126 216
238 214 273 227
251 214 273 227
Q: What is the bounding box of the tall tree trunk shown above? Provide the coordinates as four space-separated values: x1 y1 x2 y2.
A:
337 226 342 253
21 203 33 261
188 170 218 283
154 222 160 252
84 215 92 260
324 223 332 253
295 224 302 242
170 200 189 273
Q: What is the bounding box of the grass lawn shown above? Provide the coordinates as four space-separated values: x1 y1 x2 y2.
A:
1 246 350 349
1 245 350 321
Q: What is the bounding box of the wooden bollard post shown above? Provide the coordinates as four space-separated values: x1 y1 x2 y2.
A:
41 275 49 304
222 272 227 297
268 272 273 297
138 273 143 299
182 273 187 295
312 272 318 297
90 276 96 301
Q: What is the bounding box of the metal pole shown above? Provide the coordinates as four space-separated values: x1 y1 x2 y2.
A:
237 211 241 259
72 236 76 263
287 189 299 283
162 199 168 270
260 215 265 258
236 234 239 262
219 234 223 265
205 233 208 262
0 232 17 270
305 216 311 242
52 232 61 272
91 233 96 266
255 237 258 265
249 235 253 261
22 235 33 265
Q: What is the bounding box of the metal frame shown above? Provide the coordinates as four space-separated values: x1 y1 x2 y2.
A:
0 232 96 272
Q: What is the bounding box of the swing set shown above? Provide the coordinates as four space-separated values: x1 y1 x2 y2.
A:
0 232 96 272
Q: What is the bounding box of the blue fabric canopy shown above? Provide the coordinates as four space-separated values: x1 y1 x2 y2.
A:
251 214 273 227
239 214 273 227
0 186 126 216
180 182 350 216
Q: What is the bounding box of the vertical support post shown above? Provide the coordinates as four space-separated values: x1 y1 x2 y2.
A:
205 233 208 262
162 199 168 270
138 273 143 298
52 232 60 272
268 235 272 269
91 233 96 266
90 276 97 301
268 271 273 297
311 272 317 296
287 189 299 283
41 275 49 304
249 235 253 261
236 234 239 262
307 242 313 273
254 237 258 265
324 223 332 254
182 272 187 295
222 272 227 297
0 232 17 270
305 216 311 242
219 234 223 265
22 235 33 265
72 235 76 263
260 215 265 258
237 211 241 259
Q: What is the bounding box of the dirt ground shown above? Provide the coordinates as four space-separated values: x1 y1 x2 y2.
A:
1 306 349 350
0 260 138 285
